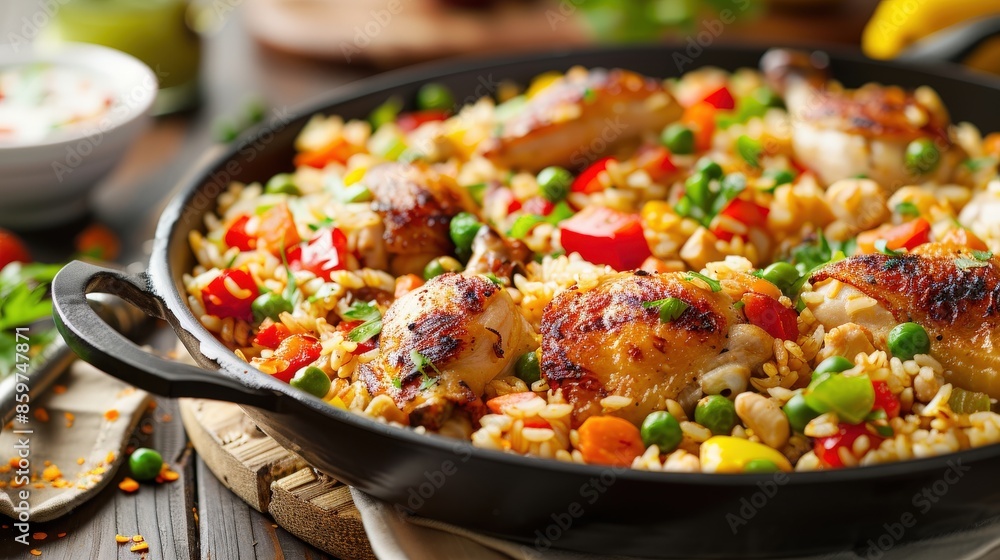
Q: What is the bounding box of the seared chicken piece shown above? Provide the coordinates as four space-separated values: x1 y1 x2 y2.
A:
540 271 774 426
481 68 683 172
463 225 531 283
358 273 535 430
761 49 961 190
809 243 1000 397
365 162 473 276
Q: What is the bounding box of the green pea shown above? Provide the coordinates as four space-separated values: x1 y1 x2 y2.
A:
449 212 483 254
640 411 683 452
129 448 163 481
761 262 801 295
251 292 293 323
744 459 781 473
265 173 300 196
423 256 462 280
290 366 332 398
417 82 454 112
537 166 573 203
660 123 695 155
684 172 712 210
905 138 940 175
888 322 931 361
515 351 541 385
694 395 738 436
783 392 820 433
695 158 724 180
814 355 855 375
370 96 403 129
804 372 875 424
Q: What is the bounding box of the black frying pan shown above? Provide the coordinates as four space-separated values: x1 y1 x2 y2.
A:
51 45 1000 558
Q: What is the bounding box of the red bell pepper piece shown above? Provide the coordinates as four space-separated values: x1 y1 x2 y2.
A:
201 268 259 322
294 227 348 281
253 321 291 349
636 146 677 181
224 215 256 251
872 380 901 419
396 109 450 133
571 157 615 194
814 423 885 469
270 334 322 383
294 138 360 169
701 85 735 110
522 196 554 216
0 229 31 269
741 292 798 340
559 206 651 271
486 392 541 414
711 198 770 242
337 320 378 354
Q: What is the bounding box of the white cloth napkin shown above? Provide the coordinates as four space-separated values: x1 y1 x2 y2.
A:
0 361 150 522
351 488 1000 560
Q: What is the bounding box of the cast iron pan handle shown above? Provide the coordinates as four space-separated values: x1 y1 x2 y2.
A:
52 260 280 410
896 15 1000 65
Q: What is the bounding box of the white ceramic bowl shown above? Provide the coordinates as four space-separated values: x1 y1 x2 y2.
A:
0 43 157 229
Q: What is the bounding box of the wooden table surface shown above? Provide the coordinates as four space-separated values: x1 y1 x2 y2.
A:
0 3 876 558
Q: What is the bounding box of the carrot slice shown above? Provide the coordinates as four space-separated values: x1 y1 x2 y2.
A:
576 416 645 467
857 218 931 254
394 274 424 299
939 228 989 251
486 392 541 415
681 101 716 152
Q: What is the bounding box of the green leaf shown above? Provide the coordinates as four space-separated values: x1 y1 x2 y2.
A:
683 272 722 292
308 217 335 232
348 320 382 343
484 273 503 287
874 240 903 256
972 250 993 261
736 135 762 168
894 201 920 218
410 349 441 390
955 257 989 270
509 215 547 239
279 243 302 307
0 262 62 299
343 300 383 343
391 377 402 390
0 285 52 331
643 297 689 323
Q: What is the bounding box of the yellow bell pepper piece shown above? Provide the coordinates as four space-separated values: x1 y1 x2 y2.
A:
699 436 793 473
328 396 348 410
343 166 367 186
526 71 564 99
640 201 681 233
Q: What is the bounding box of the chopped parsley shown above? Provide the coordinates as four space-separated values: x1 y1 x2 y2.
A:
0 262 64 377
643 297 689 323
308 216 335 232
972 250 994 261
343 300 382 343
790 232 855 272
683 272 722 292
410 349 442 390
893 201 920 218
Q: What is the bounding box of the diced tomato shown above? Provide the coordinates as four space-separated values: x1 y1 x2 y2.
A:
681 102 716 152
224 215 256 251
75 223 120 261
571 157 614 194
485 186 521 214
711 198 770 242
701 85 735 110
486 392 543 414
293 228 348 281
814 423 885 468
253 321 291 348
270 334 322 383
0 228 31 269
636 146 677 181
337 320 377 354
939 228 989 251
741 292 798 340
559 206 651 271
857 218 931 254
522 196 554 216
201 268 259 321
396 109 450 133
258 203 301 253
872 380 901 419
522 417 552 429
294 138 360 169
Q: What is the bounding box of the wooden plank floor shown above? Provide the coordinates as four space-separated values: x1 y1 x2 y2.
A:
0 396 336 559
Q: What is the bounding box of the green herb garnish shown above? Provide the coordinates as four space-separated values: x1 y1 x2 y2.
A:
874 240 903 256
894 201 920 218
683 272 722 292
343 300 382 343
643 297 689 323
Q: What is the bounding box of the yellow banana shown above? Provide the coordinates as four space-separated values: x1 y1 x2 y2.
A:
863 0 1000 74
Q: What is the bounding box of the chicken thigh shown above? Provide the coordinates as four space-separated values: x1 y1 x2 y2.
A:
358 273 535 429
808 243 1000 397
540 271 774 426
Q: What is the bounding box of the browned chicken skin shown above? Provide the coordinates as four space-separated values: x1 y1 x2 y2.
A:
540 271 774 427
809 243 1000 397
358 273 535 430
481 68 683 171
365 162 473 276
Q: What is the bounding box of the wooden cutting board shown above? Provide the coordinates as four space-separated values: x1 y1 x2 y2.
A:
178 399 376 560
